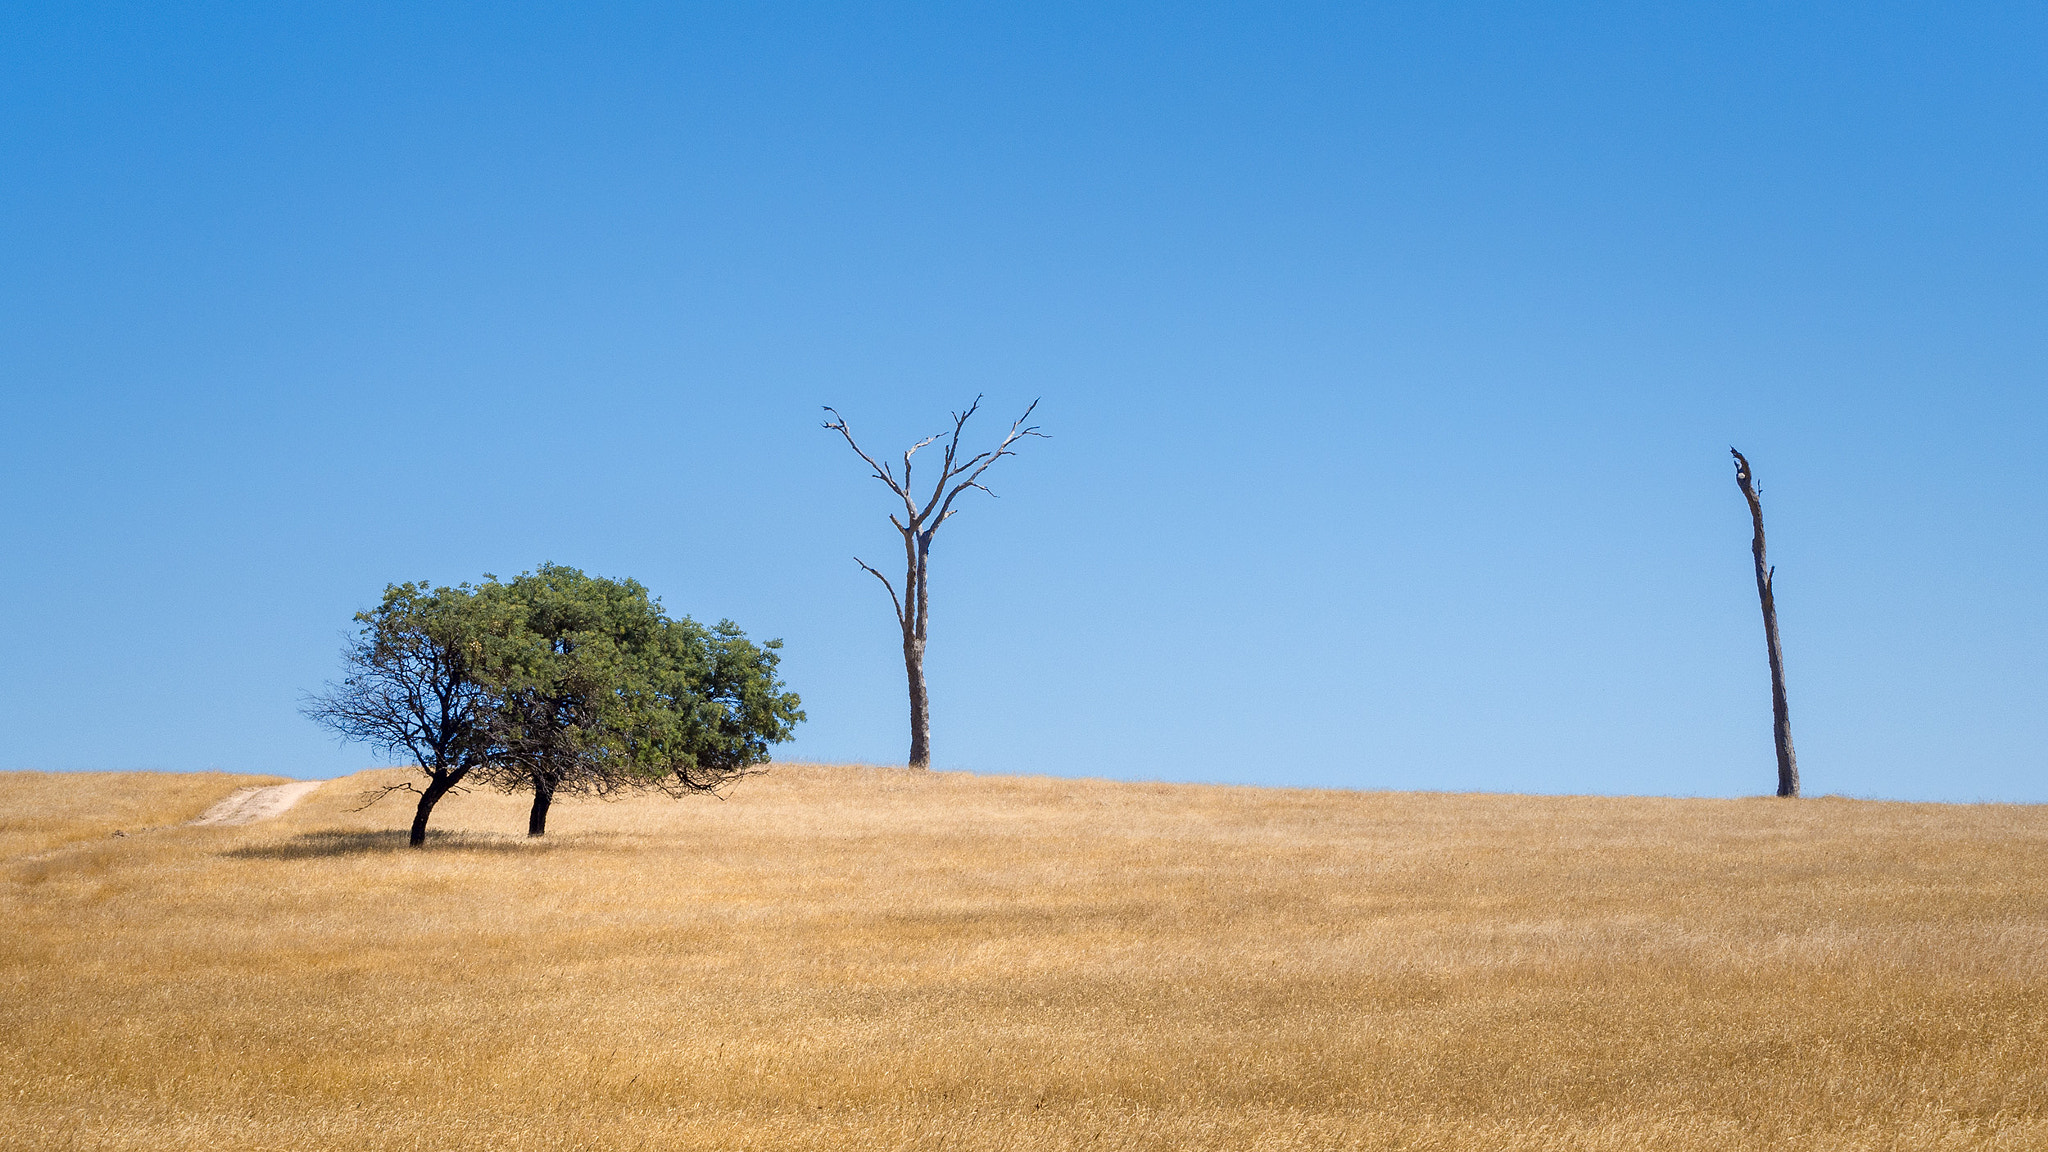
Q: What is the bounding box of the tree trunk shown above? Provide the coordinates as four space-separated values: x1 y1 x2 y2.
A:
904 633 930 769
408 769 464 848
1755 559 1799 798
528 774 555 836
1732 449 1800 798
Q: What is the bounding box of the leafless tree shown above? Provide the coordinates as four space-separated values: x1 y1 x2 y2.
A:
823 397 1045 769
1732 448 1800 798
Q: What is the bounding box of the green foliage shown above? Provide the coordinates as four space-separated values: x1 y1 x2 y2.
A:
471 563 804 802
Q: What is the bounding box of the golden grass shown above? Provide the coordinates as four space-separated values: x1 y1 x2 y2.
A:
0 771 290 859
3 765 2045 1150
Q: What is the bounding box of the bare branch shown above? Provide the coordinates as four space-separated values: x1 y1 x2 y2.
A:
902 434 940 515
651 760 767 798
823 407 918 517
350 781 421 812
854 557 907 627
935 482 997 525
925 395 986 513
932 398 1046 526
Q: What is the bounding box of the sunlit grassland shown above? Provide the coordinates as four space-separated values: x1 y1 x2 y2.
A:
0 771 289 858
3 765 2045 1150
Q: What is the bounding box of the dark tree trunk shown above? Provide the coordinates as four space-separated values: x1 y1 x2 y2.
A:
1732 449 1800 798
904 634 930 769
528 774 556 836
408 769 465 847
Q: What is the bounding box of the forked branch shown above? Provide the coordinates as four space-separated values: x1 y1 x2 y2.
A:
933 398 1044 527
823 397 1046 540
823 407 918 519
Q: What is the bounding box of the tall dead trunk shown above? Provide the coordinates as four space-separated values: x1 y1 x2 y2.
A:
527 773 556 836
1731 448 1799 798
825 398 1043 772
408 769 464 847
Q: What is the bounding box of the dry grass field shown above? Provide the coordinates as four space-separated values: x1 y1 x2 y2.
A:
3 764 2045 1151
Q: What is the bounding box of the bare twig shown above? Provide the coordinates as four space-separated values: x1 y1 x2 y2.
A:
350 781 421 812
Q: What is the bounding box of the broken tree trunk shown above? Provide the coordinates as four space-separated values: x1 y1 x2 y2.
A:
1731 448 1800 798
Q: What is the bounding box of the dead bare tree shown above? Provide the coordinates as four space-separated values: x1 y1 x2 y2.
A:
823 397 1045 769
1731 448 1800 798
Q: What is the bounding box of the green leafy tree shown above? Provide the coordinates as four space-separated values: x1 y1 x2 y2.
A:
473 564 803 835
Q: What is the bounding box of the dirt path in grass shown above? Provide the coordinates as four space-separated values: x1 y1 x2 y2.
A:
188 781 324 827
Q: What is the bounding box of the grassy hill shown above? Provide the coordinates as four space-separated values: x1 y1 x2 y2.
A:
4 765 2044 1150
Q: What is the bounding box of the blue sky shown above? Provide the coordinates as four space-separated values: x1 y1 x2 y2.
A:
2 2 2042 800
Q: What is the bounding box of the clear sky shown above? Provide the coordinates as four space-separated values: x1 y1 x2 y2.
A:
2 3 2042 801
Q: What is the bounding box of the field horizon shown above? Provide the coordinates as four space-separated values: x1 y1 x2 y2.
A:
5 763 2045 1149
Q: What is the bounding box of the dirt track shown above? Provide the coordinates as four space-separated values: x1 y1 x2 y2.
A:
187 782 323 827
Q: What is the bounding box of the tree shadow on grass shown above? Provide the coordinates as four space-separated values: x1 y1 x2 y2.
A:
222 829 575 860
